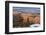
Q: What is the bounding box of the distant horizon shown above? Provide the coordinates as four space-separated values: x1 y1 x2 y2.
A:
13 7 40 13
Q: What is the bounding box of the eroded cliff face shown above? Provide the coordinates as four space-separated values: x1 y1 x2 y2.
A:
13 12 40 23
21 13 33 23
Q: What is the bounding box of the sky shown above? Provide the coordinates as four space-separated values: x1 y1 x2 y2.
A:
13 7 40 13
